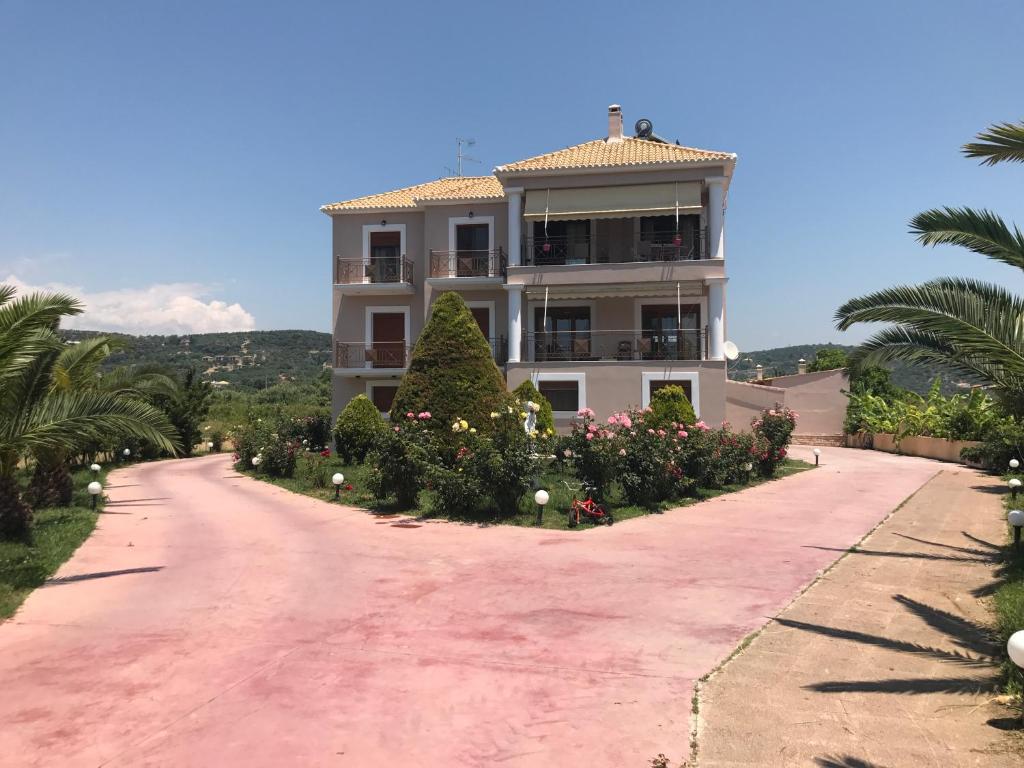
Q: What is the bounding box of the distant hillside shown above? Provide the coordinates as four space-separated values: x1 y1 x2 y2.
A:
62 329 331 391
731 343 974 395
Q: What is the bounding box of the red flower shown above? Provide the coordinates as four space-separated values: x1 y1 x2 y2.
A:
320 449 331 458
345 484 353 491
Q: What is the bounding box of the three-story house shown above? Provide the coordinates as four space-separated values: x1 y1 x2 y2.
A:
323 105 736 426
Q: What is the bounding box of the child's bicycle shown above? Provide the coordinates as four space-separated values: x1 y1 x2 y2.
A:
563 481 614 527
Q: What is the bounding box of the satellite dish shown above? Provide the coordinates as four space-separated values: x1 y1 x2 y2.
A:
723 341 740 361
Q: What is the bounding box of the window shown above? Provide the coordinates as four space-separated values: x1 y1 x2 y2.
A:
369 231 401 282
369 384 398 413
538 380 579 413
530 220 590 264
649 378 692 403
640 304 701 360
533 306 591 361
641 372 699 417
455 223 490 276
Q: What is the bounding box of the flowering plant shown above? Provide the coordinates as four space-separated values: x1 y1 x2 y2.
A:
751 404 797 476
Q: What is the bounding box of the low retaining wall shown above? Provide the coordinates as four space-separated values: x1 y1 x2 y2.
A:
846 433 981 465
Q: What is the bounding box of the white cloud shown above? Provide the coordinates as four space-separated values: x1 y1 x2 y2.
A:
3 274 256 335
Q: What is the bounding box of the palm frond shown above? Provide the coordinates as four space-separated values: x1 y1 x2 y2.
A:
1 391 181 457
96 364 179 400
962 120 1024 165
50 336 112 392
910 207 1024 271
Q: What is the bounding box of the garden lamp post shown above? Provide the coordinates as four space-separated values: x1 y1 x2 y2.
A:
332 472 345 500
812 448 821 466
1008 630 1024 724
207 441 215 452
534 489 549 526
1009 509 1024 551
1011 458 1020 470
1010 478 1021 501
87 481 102 510
743 462 753 482
90 463 101 474
251 455 262 471
122 448 131 462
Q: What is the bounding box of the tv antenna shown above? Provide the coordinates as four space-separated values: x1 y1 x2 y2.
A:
446 137 480 177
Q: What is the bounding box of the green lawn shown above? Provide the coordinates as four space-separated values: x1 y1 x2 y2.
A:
0 466 107 620
244 457 813 531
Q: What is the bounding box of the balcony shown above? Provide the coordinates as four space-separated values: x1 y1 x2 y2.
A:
335 338 508 370
428 248 506 279
522 229 706 267
334 256 415 295
523 329 707 363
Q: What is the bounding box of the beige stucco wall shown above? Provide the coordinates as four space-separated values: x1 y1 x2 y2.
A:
725 380 786 431
507 361 726 428
423 202 508 257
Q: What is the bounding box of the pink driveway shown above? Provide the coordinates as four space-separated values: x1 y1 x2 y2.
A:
0 448 942 767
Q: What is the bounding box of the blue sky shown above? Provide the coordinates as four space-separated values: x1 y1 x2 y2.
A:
1 0 1022 350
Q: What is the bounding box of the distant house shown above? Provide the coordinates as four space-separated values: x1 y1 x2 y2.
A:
322 105 735 425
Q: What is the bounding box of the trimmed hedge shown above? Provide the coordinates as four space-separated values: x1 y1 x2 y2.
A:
649 385 697 428
390 292 507 430
334 394 386 463
511 379 555 434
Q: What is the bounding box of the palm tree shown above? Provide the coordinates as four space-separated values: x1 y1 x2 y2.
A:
835 121 1024 403
0 285 181 538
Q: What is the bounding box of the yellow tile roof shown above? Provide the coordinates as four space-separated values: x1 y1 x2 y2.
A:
497 137 734 174
321 176 504 213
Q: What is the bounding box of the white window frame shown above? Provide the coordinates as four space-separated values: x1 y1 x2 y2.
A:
464 299 496 341
364 305 411 369
532 372 586 419
365 380 400 418
362 223 407 280
448 216 494 254
641 371 700 417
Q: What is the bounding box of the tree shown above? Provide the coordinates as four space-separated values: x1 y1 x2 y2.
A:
0 285 180 538
390 292 507 430
835 120 1024 410
648 385 697 428
333 394 385 463
807 348 848 372
162 368 212 457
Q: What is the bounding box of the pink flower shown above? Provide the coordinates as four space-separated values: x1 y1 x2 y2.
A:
618 448 626 456
563 448 573 457
677 430 687 438
577 407 595 418
406 412 415 419
607 415 618 426
644 407 653 413
422 411 431 419
585 432 594 441
657 429 667 437
587 423 599 434
393 426 400 432
647 428 655 435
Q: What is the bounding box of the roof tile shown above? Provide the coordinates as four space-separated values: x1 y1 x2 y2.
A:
497 137 734 173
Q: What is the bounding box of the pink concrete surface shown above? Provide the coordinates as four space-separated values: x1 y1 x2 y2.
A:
0 447 943 767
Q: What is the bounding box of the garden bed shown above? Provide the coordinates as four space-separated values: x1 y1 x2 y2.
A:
0 466 108 620
239 457 813 531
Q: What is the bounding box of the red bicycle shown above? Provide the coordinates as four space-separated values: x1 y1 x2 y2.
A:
563 481 614 527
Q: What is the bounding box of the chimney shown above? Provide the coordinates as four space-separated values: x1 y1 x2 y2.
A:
607 104 623 142
797 358 808 374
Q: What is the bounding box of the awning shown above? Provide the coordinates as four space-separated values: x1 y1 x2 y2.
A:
522 282 703 300
524 182 701 221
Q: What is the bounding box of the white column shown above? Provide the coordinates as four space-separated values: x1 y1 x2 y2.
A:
707 278 725 360
706 176 726 260
506 187 523 267
506 285 523 363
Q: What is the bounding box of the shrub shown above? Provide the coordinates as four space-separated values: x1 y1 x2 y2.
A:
617 413 684 507
511 380 555 434
281 412 332 451
390 292 507 432
960 418 1024 468
751 404 797 476
230 417 298 477
474 408 537 516
333 395 386 463
209 430 225 452
648 385 697 428
299 448 332 488
365 416 433 508
564 408 622 502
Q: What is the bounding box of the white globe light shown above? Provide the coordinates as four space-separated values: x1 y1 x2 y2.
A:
207 441 214 449
812 448 821 456
332 473 345 486
534 489 549 506
1008 630 1024 668
1009 509 1024 527
1011 458 1020 469
122 448 131 457
1010 478 1022 489
251 455 262 467
87 481 102 496
89 463 101 473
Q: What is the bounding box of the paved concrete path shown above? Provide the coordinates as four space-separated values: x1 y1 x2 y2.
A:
0 448 944 767
698 465 1022 767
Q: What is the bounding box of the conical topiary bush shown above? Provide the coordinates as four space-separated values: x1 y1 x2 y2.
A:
390 292 507 430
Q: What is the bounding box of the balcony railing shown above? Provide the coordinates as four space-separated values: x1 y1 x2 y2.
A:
335 341 411 369
522 229 706 267
429 248 506 278
334 256 414 285
523 329 707 362
335 337 508 368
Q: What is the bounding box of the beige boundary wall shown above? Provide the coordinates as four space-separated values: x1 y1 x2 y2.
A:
846 432 981 465
725 368 848 436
